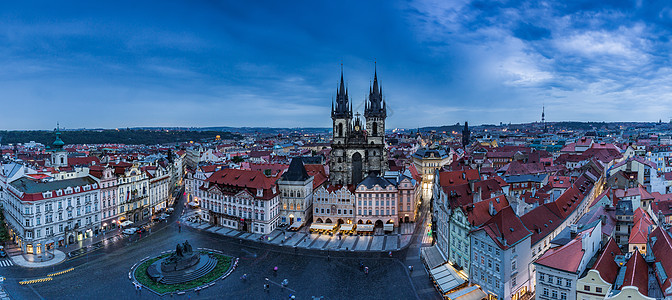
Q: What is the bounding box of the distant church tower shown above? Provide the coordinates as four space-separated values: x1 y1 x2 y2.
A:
329 66 388 186
462 122 470 147
50 124 68 168
542 106 547 133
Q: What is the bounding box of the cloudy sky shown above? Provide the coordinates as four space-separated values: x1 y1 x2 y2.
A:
2 0 672 130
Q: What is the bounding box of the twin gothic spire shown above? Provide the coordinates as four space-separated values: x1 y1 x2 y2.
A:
331 64 386 119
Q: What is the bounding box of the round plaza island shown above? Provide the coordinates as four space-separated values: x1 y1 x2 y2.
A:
133 241 236 295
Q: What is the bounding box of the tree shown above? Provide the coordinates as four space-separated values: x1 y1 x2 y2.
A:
232 156 244 163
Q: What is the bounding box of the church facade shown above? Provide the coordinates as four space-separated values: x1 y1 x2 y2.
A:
329 68 388 186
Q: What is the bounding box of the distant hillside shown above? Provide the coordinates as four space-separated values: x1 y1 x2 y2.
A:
419 123 464 133
0 130 241 146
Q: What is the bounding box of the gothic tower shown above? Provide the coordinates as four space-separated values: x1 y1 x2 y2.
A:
329 66 388 186
331 67 352 145
365 65 386 146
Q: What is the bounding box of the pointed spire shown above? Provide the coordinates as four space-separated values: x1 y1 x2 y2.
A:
339 64 345 96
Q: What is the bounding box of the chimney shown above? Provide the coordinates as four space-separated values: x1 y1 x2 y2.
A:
570 224 578 239
489 201 496 216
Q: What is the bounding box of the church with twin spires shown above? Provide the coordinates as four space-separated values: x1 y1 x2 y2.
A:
329 67 388 186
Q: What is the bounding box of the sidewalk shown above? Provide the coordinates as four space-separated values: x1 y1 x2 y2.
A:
182 218 416 253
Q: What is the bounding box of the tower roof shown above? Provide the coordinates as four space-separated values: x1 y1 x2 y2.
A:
365 63 386 118
281 157 310 182
52 124 65 150
332 65 351 119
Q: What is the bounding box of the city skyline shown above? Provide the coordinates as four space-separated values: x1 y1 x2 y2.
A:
3 1 672 130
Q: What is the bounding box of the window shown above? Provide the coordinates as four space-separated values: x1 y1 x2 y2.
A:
551 290 557 299
540 273 545 281
583 285 590 292
556 277 561 285
543 288 549 296
548 275 553 283
595 287 602 293
560 292 566 300
566 279 572 287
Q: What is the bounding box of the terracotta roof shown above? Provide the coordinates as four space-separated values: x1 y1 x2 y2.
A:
475 206 531 250
205 168 278 200
68 156 100 167
305 164 328 189
592 238 623 284
438 169 479 187
465 195 509 227
620 252 648 295
649 227 672 296
535 236 584 273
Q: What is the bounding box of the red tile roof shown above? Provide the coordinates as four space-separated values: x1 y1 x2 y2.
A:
205 168 278 200
620 252 648 295
305 164 328 189
465 195 509 227
438 169 479 186
592 238 623 284
475 206 531 250
649 227 672 296
535 237 584 273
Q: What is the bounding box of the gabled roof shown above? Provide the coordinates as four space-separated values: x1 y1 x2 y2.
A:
619 252 648 295
305 164 328 189
206 168 277 200
592 238 623 284
438 169 479 187
465 195 509 227
535 235 585 274
649 227 672 296
358 173 394 189
474 206 531 250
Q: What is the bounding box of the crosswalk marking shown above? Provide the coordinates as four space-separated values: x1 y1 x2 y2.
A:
0 260 13 267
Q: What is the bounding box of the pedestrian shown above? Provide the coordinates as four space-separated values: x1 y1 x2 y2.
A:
409 265 413 272
139 285 142 292
365 266 369 275
359 261 364 270
388 251 392 258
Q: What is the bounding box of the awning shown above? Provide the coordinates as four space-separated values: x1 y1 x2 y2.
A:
429 264 466 295
58 237 64 241
444 286 488 300
120 221 134 227
356 224 374 232
421 244 447 269
384 223 394 232
289 222 304 229
310 223 337 231
188 202 199 206
44 240 55 245
339 224 354 231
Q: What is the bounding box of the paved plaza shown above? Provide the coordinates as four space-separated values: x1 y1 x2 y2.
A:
184 212 416 253
0 195 440 300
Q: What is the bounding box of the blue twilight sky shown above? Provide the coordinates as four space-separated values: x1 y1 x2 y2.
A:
2 0 672 130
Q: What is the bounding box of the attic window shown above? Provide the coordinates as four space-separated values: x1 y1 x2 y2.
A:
250 176 255 181
509 228 514 232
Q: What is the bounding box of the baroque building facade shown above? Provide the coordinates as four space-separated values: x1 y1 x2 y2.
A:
329 68 388 186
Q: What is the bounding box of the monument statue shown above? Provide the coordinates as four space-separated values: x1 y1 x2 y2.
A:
160 240 200 272
147 240 217 285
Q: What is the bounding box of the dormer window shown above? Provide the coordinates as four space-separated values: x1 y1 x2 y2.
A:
74 187 80 193
257 189 263 197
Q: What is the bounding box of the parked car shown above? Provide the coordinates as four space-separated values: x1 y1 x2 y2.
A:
122 227 138 235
